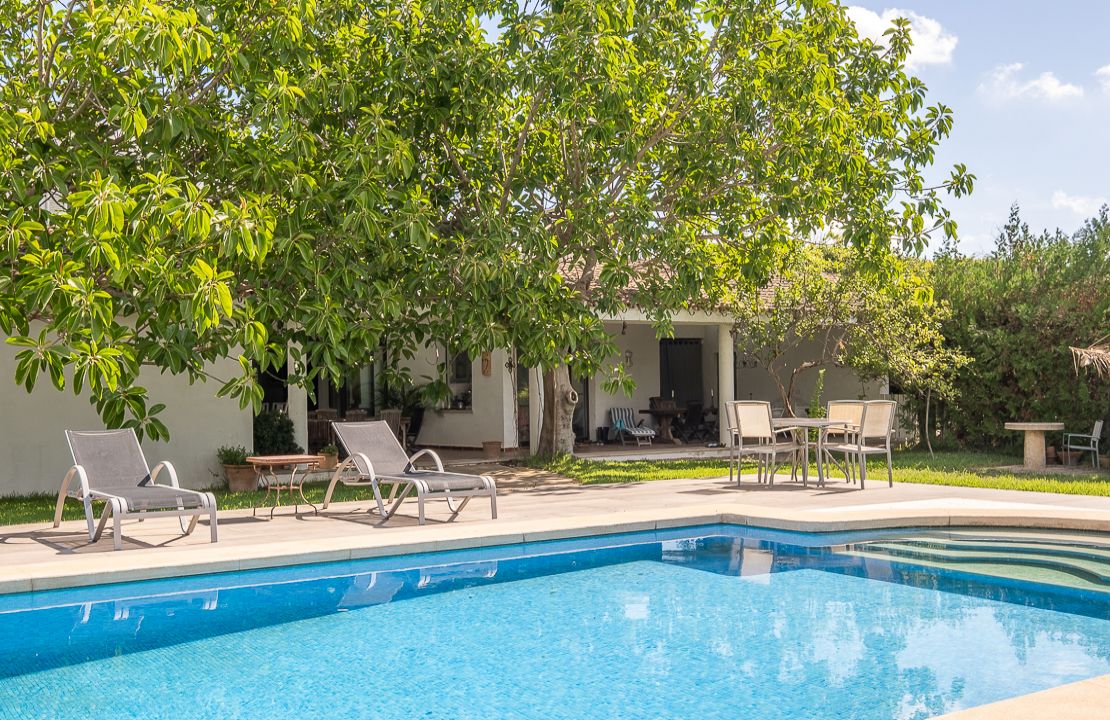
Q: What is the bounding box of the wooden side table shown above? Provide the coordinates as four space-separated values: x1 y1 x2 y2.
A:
246 454 324 518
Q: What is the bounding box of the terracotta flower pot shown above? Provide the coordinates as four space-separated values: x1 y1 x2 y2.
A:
224 464 259 492
1059 451 1080 466
482 440 503 459
320 453 338 471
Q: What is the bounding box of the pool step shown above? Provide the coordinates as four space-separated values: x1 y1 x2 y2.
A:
841 538 1110 592
888 537 1110 565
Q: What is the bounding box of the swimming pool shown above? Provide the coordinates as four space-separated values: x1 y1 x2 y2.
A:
1 525 1109 719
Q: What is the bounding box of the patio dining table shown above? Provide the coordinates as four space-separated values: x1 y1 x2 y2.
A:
772 418 857 487
640 408 685 444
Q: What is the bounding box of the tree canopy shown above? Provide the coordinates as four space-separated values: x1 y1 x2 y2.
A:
1 0 971 449
930 206 1110 447
731 245 965 419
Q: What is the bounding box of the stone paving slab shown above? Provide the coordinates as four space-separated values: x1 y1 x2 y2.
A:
934 674 1110 719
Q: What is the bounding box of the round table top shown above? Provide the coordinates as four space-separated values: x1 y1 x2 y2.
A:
774 418 857 428
1003 422 1064 431
246 454 324 466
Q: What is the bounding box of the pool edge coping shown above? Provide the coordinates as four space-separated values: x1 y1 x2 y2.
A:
6 504 1110 595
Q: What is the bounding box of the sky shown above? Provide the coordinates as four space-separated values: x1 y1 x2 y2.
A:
845 1 1110 255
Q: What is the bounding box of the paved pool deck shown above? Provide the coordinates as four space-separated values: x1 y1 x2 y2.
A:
5 471 1110 593
2 471 1110 718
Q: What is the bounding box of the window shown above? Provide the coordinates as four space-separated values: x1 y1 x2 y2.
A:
443 346 473 410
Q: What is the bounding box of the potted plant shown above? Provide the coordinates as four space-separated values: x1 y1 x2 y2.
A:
217 445 257 492
319 443 339 470
482 440 503 459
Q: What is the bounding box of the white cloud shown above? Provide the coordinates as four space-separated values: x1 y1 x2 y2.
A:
846 6 958 70
1052 190 1107 216
1097 65 1110 92
978 63 1083 102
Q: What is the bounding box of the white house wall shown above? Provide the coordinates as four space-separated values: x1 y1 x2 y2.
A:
400 345 518 449
0 343 253 495
585 324 884 442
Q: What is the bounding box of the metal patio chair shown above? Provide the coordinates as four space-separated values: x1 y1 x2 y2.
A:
54 429 218 550
824 400 897 489
679 401 710 442
822 400 865 482
1064 420 1104 469
728 401 803 486
323 421 497 525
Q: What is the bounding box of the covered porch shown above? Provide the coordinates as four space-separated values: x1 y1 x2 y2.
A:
554 310 884 452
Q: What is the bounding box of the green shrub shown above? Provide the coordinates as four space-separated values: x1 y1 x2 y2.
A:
216 445 250 465
931 206 1110 448
253 410 303 455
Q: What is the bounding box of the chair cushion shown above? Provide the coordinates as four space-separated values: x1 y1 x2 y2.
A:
385 471 490 492
95 485 206 512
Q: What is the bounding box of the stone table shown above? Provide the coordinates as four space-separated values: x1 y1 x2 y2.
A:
1004 422 1064 471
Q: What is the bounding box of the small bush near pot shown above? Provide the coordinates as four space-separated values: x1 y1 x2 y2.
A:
217 445 250 465
217 445 257 491
320 443 339 470
254 410 303 455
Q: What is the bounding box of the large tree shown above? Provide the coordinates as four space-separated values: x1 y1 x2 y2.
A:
0 0 461 437
412 0 973 455
1 0 971 454
731 245 966 425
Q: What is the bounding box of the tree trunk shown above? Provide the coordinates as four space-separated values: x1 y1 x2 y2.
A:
536 364 578 457
923 389 934 458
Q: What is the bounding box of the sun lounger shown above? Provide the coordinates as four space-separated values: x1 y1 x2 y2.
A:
323 421 497 524
54 429 218 550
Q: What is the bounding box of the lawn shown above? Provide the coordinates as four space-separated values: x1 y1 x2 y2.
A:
536 450 1110 494
0 480 396 528
3 450 1107 527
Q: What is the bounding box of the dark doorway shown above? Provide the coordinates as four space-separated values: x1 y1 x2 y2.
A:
516 362 530 448
259 362 289 406
660 339 703 406
571 371 591 442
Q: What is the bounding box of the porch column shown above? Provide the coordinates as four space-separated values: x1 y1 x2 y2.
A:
717 324 735 445
528 367 543 453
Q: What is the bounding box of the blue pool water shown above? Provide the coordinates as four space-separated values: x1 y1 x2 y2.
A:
1 525 1109 719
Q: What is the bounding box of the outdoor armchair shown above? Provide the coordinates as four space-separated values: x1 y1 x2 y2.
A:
822 400 865 481
323 421 497 525
1064 420 1103 469
728 401 803 485
54 429 218 550
824 400 897 489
